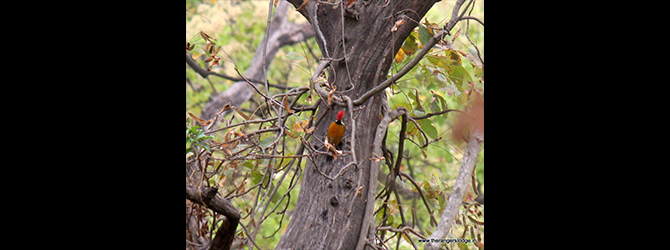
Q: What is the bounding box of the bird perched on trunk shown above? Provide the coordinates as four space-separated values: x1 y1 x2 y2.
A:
326 110 345 160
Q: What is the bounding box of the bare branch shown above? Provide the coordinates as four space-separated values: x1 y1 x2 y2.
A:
460 16 484 26
425 129 483 250
410 109 463 120
356 107 409 250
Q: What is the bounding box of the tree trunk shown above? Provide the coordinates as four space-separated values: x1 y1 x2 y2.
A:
277 1 438 249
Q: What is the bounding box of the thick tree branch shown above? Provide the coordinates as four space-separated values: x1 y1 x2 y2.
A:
424 129 483 250
186 185 240 250
357 107 409 250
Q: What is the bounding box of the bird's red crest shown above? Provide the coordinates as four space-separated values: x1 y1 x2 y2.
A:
337 110 345 121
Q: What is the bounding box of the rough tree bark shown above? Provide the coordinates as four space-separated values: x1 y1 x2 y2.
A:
276 1 439 249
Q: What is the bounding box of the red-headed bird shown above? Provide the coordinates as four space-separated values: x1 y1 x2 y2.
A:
326 110 346 160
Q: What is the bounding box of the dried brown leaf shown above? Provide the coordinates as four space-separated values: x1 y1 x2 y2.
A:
370 152 385 162
283 96 294 114
296 0 309 11
355 186 364 197
292 120 310 132
188 112 212 126
391 19 404 32
327 85 337 106
234 107 250 120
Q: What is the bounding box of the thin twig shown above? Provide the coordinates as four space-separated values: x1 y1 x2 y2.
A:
410 109 463 120
460 16 484 26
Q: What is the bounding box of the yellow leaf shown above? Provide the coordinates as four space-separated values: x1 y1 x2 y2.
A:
292 120 310 132
395 48 405 63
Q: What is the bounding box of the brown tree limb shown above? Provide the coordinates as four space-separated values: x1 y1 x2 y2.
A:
185 185 240 250
424 129 483 250
359 107 409 250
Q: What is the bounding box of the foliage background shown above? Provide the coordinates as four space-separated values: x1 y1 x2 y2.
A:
186 0 483 248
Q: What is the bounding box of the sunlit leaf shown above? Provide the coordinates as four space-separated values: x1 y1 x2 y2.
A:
395 48 405 63
293 120 310 132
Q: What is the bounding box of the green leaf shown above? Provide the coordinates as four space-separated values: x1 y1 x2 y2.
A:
430 99 441 114
437 193 445 212
387 213 394 226
430 90 449 119
389 93 412 110
258 136 275 149
447 65 471 91
251 170 264 185
418 119 438 139
412 109 425 117
418 24 431 45
242 161 254 171
402 32 419 56
446 50 462 66
443 150 453 163
423 180 433 198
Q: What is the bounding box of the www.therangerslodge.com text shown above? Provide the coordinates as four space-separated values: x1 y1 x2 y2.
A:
417 238 477 243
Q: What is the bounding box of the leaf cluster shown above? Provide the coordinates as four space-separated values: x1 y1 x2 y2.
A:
186 124 213 155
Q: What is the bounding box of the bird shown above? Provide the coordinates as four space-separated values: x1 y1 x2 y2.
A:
326 110 345 160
